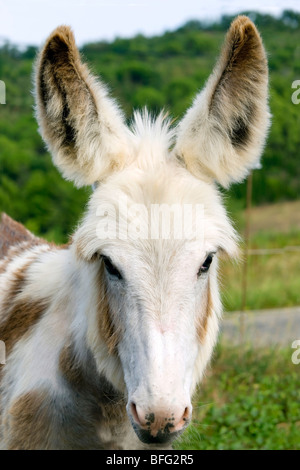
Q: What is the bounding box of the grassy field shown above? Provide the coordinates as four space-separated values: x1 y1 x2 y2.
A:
175 346 300 450
220 200 300 311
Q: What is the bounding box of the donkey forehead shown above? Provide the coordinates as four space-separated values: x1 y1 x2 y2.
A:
74 165 238 262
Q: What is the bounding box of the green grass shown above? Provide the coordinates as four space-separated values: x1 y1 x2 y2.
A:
175 346 300 450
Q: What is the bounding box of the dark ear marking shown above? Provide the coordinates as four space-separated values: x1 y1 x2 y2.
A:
37 28 95 153
61 91 76 146
230 115 250 148
229 103 256 149
39 63 77 150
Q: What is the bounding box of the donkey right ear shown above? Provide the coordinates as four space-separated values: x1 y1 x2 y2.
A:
35 26 130 187
174 16 271 188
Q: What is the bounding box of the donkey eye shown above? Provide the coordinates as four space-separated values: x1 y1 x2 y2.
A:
198 253 214 277
101 255 123 280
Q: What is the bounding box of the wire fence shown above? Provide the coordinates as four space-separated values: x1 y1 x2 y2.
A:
238 172 300 345
248 246 300 255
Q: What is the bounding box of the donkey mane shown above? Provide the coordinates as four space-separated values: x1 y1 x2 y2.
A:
131 110 176 149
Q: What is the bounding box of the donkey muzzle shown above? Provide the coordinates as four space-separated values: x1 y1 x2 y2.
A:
128 401 192 444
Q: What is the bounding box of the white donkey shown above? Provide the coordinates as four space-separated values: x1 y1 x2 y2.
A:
0 16 270 450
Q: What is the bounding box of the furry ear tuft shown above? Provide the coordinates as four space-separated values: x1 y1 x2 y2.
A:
174 16 271 188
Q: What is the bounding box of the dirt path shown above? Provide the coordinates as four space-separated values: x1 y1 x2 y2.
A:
220 306 300 348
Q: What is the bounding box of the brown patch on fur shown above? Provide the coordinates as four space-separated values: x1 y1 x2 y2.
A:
0 244 33 276
0 213 39 260
0 213 64 276
66 248 121 354
100 303 120 356
67 246 121 354
59 341 86 389
58 339 125 412
0 260 48 354
4 366 126 449
98 264 120 356
197 280 213 344
5 389 51 450
75 236 91 261
58 339 127 449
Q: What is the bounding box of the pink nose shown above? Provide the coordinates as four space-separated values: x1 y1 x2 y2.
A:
130 402 191 443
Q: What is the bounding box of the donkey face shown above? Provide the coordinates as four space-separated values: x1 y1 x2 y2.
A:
73 164 238 444
35 17 270 445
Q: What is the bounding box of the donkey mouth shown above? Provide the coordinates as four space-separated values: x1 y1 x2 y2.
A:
131 421 184 445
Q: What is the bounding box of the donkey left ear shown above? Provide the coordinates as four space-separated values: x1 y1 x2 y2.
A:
35 26 130 187
174 16 271 188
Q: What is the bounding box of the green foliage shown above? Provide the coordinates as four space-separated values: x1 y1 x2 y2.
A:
175 346 300 450
1 11 300 242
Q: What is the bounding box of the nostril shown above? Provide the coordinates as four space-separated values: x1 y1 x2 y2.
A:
130 402 151 428
174 406 191 431
183 406 190 420
130 402 140 424
130 402 143 427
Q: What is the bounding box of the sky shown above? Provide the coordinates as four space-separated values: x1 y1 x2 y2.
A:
0 0 300 47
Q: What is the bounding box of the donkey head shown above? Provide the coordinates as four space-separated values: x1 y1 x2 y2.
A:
35 17 270 446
